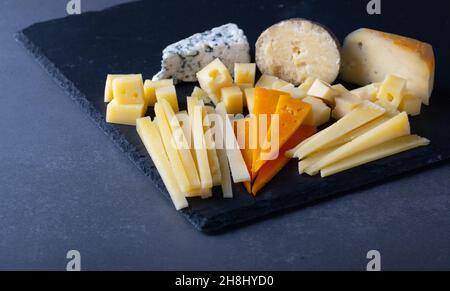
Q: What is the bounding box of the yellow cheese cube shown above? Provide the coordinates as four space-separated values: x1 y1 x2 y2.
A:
144 79 173 107
196 58 233 104
155 85 179 112
278 84 306 99
234 63 256 85
271 79 292 89
298 77 316 93
105 74 139 103
221 86 243 114
191 86 212 104
112 75 145 105
302 96 331 127
350 83 380 102
307 79 339 105
255 74 279 89
399 92 422 116
376 74 407 108
106 99 146 126
244 87 255 114
237 83 254 91
331 84 349 94
332 92 362 120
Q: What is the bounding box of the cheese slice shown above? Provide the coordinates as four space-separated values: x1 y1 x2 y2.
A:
299 145 339 175
160 99 202 194
216 103 251 183
332 92 362 120
136 117 188 210
294 101 386 159
308 112 411 174
340 28 435 105
154 103 193 192
202 103 222 186
252 95 311 174
205 107 234 199
188 97 213 189
321 135 430 177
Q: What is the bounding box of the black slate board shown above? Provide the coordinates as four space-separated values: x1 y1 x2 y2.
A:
16 0 450 232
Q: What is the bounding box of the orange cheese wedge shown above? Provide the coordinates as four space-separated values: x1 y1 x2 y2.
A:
252 125 317 195
252 95 311 176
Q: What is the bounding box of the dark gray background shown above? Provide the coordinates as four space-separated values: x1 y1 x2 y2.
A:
1 0 449 271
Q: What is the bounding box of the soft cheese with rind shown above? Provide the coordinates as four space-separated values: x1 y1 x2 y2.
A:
256 19 341 85
340 28 435 105
153 23 250 83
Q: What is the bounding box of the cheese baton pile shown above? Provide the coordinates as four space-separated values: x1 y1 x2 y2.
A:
103 19 434 210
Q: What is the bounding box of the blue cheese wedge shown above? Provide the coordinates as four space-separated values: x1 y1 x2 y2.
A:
152 23 250 83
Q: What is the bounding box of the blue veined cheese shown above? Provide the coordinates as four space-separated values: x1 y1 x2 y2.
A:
153 23 250 83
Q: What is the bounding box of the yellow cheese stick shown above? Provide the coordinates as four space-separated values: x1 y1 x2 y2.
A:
308 112 411 175
202 104 222 186
136 117 188 210
154 103 192 192
160 99 202 194
321 135 430 177
299 146 340 175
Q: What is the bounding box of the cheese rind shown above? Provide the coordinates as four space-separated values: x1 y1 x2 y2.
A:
153 23 250 83
294 101 386 159
308 112 411 174
340 28 435 105
321 135 430 177
136 117 188 210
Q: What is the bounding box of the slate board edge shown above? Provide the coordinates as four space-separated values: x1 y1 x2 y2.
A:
14 29 450 234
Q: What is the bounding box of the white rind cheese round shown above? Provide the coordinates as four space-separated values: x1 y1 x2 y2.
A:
340 28 435 105
255 19 341 85
153 23 250 84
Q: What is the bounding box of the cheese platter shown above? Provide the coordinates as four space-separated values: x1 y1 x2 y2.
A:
16 0 450 231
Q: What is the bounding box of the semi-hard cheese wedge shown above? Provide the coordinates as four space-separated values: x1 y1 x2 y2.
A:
253 125 316 195
188 97 213 189
216 102 251 183
136 117 188 210
154 103 192 192
106 99 146 126
202 104 222 186
340 28 435 105
196 58 234 104
294 101 386 159
160 99 202 195
307 112 411 174
332 92 362 120
256 19 341 85
321 135 430 177
252 95 311 174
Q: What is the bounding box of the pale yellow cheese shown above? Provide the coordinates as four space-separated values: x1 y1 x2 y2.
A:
159 99 202 195
201 103 222 186
221 86 243 114
399 92 422 116
331 84 349 94
244 87 255 114
321 135 430 177
136 117 188 210
307 79 339 105
154 103 192 192
196 58 233 104
298 77 316 93
308 112 411 174
271 79 292 89
255 74 279 89
278 84 306 99
155 85 179 112
299 146 339 174
332 92 362 120
144 79 173 106
340 28 435 105
376 74 406 108
215 102 251 183
350 83 381 102
105 74 141 103
294 101 386 159
302 96 331 127
234 63 256 85
187 97 213 189
191 86 211 104
112 75 145 105
106 99 146 126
